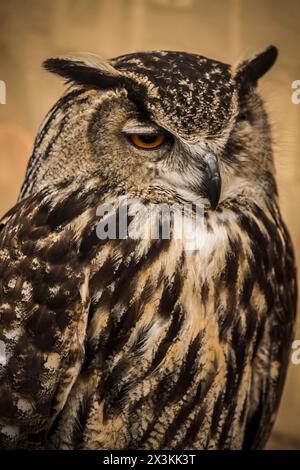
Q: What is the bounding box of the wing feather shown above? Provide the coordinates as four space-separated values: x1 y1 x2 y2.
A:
0 190 89 448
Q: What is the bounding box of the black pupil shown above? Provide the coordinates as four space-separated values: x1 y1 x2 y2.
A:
139 134 159 144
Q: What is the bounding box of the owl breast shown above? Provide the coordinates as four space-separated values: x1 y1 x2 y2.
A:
48 197 277 450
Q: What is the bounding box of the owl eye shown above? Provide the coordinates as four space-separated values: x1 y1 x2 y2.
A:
127 133 167 149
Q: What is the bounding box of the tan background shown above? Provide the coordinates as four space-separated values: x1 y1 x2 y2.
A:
0 0 299 449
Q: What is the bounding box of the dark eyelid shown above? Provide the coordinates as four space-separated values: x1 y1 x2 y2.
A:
123 127 170 137
122 118 172 136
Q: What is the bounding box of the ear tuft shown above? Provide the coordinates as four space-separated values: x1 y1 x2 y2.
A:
236 45 278 87
43 55 121 89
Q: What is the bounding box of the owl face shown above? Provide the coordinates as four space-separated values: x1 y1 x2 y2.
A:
87 90 223 208
21 48 278 209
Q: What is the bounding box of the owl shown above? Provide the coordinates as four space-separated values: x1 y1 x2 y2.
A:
0 46 297 450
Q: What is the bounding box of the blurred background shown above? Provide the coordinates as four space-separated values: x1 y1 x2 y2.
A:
0 0 299 449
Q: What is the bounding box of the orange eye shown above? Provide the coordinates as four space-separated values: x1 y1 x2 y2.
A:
128 134 167 149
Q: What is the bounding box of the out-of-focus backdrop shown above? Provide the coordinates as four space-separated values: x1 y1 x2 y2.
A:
0 0 299 449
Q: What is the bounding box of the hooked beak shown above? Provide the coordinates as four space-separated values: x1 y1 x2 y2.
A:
204 154 221 210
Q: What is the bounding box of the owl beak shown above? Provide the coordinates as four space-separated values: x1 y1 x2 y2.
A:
204 154 221 210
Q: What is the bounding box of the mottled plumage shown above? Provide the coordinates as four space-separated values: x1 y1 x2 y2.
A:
0 47 297 449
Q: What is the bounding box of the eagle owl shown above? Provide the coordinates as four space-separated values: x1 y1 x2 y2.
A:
0 46 297 450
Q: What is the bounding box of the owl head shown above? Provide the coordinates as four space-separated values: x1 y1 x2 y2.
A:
20 46 278 210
